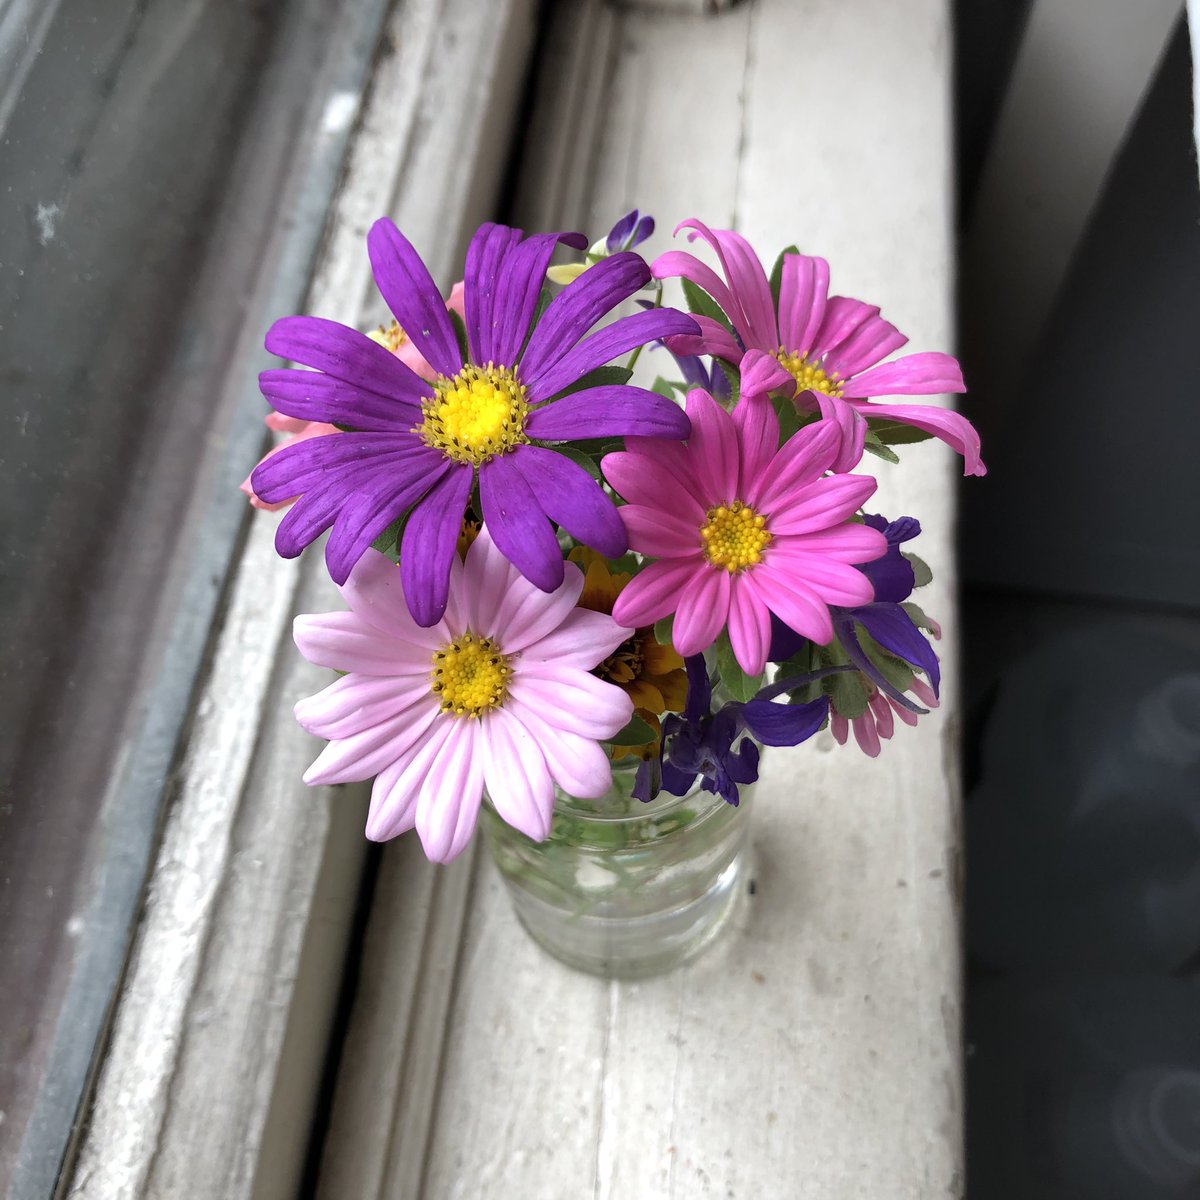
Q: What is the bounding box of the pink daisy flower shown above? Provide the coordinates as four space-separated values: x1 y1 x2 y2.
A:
831 676 940 757
291 528 634 862
240 282 468 509
602 389 888 676
652 220 985 477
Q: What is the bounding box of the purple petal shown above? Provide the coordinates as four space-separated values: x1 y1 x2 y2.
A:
510 446 627 557
682 654 711 723
852 603 941 696
478 455 565 593
491 230 589 365
399 464 473 626
740 694 828 746
836 615 927 714
259 369 426 431
265 316 434 403
518 253 651 383
525 385 690 441
767 613 808 664
606 210 639 253
525 307 699 400
251 433 427 504
367 218 462 379
463 223 522 365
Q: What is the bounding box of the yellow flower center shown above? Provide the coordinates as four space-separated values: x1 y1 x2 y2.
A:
431 634 512 717
419 362 529 466
699 501 771 573
777 349 843 396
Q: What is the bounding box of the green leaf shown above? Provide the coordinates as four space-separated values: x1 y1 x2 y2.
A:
862 430 900 465
448 309 470 362
868 418 934 446
714 357 741 405
770 392 805 445
550 364 633 401
901 601 940 635
714 631 763 703
768 244 800 309
776 640 824 703
681 278 734 333
608 712 658 746
650 375 687 400
370 513 406 561
553 445 602 481
855 624 915 694
904 552 933 588
654 612 675 648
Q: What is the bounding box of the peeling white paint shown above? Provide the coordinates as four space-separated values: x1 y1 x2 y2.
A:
34 201 61 245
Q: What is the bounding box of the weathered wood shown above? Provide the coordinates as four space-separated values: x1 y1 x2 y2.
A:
62 0 539 1196
321 0 964 1196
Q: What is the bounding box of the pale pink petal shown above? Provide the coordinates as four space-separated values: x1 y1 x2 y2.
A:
889 696 920 728
738 349 793 401
302 697 443 786
480 708 556 842
726 579 772 675
520 608 629 671
490 559 585 655
266 413 313 434
745 567 834 646
620 505 703 558
744 419 841 510
852 710 882 757
911 677 940 708
365 718 457 841
823 311 907 379
415 719 486 862
294 611 438 675
675 220 778 350
761 549 875 607
294 673 434 739
841 351 965 398
337 549 450 647
242 420 339 510
663 314 745 363
393 338 438 381
868 691 895 740
732 394 780 489
672 567 732 658
611 558 704 629
463 524 522 634
507 668 633 739
504 696 614 799
842 398 986 477
830 713 849 744
778 254 830 357
765 474 879 536
685 388 738 501
603 445 708 517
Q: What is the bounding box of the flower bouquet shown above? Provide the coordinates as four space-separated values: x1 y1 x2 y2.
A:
245 211 983 975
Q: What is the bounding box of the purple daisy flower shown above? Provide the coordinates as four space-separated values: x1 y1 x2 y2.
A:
251 219 698 626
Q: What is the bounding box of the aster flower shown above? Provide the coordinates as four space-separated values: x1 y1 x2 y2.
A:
602 388 887 676
546 209 656 285
252 219 697 626
241 283 468 510
652 219 985 476
292 528 635 862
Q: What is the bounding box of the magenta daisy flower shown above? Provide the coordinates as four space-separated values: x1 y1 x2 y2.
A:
602 389 888 676
292 529 635 863
651 219 985 476
252 219 698 625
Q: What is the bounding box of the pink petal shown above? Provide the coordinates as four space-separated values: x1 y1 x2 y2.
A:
778 254 830 357
663 314 744 363
365 717 457 841
415 719 486 862
811 392 867 473
726 580 771 675
294 672 434 739
602 445 709 517
675 220 777 349
869 691 895 740
732 395 780 489
822 310 907 379
774 523 888 564
520 607 629 671
293 611 439 675
765 474 880 536
650 251 740 333
889 696 920 728
744 568 834 646
763 548 876 607
911 677 940 708
841 351 965 398
671 567 732 658
620 505 702 559
830 713 849 745
685 388 739 501
611 558 703 629
852 710 882 757
508 667 633 739
302 697 443 786
810 297 883 364
744 419 841 511
842 398 987 477
480 708 555 842
337 549 451 647
504 696 614 799
738 348 794 402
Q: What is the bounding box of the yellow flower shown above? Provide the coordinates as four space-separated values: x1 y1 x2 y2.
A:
568 547 687 760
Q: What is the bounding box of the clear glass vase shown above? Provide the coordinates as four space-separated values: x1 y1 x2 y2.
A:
479 762 753 979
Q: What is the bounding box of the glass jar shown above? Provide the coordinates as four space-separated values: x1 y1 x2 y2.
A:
479 762 753 978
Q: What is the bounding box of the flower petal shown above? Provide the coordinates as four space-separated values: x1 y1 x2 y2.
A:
675 220 777 349
619 504 703 559
732 395 780 489
489 558 584 655
726 579 772 676
510 445 627 556
840 351 965 398
294 673 435 740
661 313 744 363
809 297 884 366
462 222 522 364
602 444 708 517
293 610 438 674
842 398 986 476
507 667 633 740
478 455 564 593
503 696 614 799
518 607 628 671
610 558 702 630
399 463 474 626
685 387 739 501
302 695 443 786
744 419 842 511
743 568 834 647
765 549 878 607
367 218 462 378
365 725 453 843
480 708 555 841
740 694 828 747
526 385 691 441
338 547 450 647
821 309 907 379
765 474 880 536
738 348 794 401
672 567 732 659
778 254 830 358
416 718 486 862
259 368 427 430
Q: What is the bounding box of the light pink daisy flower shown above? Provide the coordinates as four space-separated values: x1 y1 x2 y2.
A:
292 527 634 862
241 282 468 509
832 676 940 757
652 220 985 476
603 389 888 676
